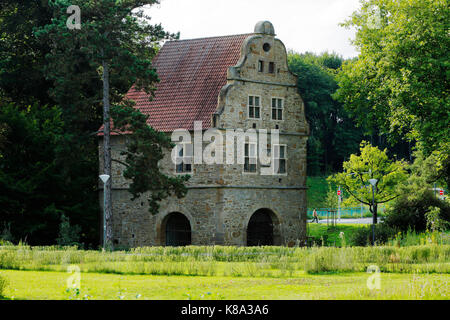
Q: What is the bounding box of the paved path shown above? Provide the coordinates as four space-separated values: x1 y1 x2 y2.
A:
309 218 373 224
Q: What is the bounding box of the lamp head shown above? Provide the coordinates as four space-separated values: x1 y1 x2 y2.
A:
368 178 378 186
99 174 110 184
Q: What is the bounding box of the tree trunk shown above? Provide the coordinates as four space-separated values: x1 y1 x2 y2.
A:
102 59 112 248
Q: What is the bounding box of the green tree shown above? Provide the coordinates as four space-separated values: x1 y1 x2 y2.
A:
110 102 189 215
288 51 364 174
0 1 101 246
324 184 339 210
0 103 65 244
56 214 81 246
36 0 185 247
383 150 450 232
0 0 54 106
335 0 449 170
328 141 407 225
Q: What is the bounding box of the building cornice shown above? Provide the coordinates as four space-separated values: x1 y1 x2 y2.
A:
227 77 297 88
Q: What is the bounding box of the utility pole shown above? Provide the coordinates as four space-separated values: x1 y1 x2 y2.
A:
338 186 341 221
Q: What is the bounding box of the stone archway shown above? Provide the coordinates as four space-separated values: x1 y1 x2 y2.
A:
161 212 191 246
246 208 280 246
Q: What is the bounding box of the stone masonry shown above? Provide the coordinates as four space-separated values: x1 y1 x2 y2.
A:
99 21 309 247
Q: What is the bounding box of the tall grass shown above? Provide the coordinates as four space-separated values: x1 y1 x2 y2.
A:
0 243 448 277
0 273 7 297
387 230 450 247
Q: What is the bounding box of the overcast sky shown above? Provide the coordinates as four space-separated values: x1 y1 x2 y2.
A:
145 0 361 58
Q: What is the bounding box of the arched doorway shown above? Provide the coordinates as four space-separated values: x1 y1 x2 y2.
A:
247 209 279 246
164 212 191 246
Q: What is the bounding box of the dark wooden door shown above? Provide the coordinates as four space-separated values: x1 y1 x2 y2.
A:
247 210 274 246
165 213 191 246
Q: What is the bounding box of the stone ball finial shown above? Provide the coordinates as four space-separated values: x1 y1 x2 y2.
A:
254 21 275 36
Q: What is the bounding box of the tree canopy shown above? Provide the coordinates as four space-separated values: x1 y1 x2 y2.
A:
328 141 408 222
334 0 449 158
288 51 364 175
0 103 70 244
0 0 187 246
35 0 185 247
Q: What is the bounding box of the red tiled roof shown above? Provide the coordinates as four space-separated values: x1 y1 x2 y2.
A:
125 33 251 132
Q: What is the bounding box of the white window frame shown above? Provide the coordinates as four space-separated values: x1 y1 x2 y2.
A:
271 97 284 121
243 142 258 174
272 144 287 175
248 95 261 120
174 142 193 174
258 60 264 72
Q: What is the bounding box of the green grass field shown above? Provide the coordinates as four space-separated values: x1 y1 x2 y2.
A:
307 223 367 246
0 243 449 300
1 269 448 300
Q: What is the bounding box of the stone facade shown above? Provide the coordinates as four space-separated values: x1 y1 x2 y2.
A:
99 21 309 247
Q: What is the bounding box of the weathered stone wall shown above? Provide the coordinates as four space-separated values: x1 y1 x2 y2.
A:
100 186 306 247
99 22 309 248
216 34 308 134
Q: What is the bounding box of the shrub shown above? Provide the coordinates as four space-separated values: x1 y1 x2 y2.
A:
425 206 450 232
0 223 13 243
384 188 450 232
56 214 81 247
349 223 397 246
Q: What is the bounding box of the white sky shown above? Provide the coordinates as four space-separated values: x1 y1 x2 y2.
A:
145 0 361 59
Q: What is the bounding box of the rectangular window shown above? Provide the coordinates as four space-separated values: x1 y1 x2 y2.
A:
271 98 283 120
175 143 192 173
244 143 257 173
268 62 275 73
258 60 264 72
273 144 286 174
260 144 271 167
248 95 261 119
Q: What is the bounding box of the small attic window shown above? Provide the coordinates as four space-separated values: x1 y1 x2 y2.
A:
258 60 264 72
263 43 271 52
269 62 275 73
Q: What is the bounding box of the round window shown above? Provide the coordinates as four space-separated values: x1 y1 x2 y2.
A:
263 43 271 52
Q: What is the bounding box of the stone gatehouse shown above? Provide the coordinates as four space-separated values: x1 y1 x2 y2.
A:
99 21 309 247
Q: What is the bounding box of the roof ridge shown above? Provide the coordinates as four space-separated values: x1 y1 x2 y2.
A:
168 33 253 43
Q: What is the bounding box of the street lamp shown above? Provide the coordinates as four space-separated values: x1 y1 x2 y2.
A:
368 178 378 245
99 174 110 249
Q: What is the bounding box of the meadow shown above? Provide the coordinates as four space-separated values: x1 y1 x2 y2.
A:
1 269 448 300
0 238 449 300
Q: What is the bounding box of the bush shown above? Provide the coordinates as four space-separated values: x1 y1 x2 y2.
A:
56 214 81 247
384 190 450 232
425 206 450 232
0 273 8 297
0 223 13 243
350 223 397 246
